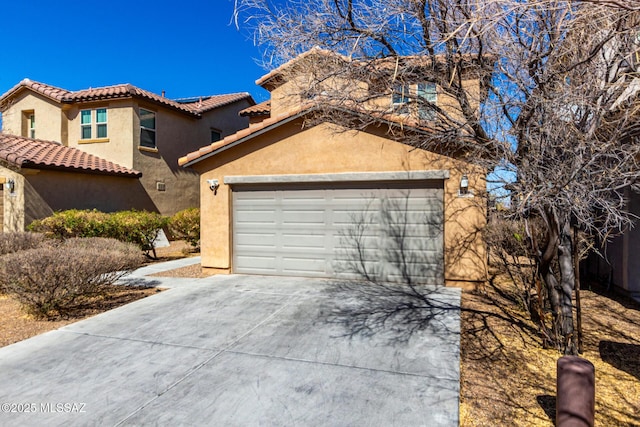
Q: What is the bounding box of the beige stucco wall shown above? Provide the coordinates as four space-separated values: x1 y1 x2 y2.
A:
23 169 155 226
193 120 487 284
1 92 63 141
65 100 135 169
0 165 26 232
269 72 482 124
133 105 199 216
131 100 251 216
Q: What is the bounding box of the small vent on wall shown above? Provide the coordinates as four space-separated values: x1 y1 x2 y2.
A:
156 181 166 192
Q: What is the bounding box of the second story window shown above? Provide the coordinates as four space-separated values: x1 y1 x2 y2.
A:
29 114 35 138
417 82 437 120
392 83 411 114
140 108 156 148
80 108 108 139
391 82 437 120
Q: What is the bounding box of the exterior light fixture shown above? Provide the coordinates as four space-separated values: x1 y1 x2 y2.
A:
459 174 469 196
206 179 220 195
6 179 15 194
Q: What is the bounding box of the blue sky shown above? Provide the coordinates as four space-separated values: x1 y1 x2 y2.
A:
0 0 270 104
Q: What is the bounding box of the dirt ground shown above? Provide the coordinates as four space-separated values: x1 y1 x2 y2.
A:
1 243 638 425
460 277 640 426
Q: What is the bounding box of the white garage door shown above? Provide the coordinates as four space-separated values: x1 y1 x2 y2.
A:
232 181 444 284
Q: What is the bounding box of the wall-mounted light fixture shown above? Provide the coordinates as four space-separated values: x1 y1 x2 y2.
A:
459 174 469 196
206 179 220 195
6 179 15 194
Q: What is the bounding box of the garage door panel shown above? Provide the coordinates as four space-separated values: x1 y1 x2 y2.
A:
235 210 277 224
235 255 278 274
281 210 326 225
282 257 328 275
233 183 443 284
235 232 277 247
281 234 325 250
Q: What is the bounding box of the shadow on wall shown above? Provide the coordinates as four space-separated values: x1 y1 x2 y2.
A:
24 171 158 227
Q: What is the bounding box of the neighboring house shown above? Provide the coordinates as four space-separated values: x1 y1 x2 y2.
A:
0 79 254 230
588 199 640 302
180 49 488 286
0 133 143 231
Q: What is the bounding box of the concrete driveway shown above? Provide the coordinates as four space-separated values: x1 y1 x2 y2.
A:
0 258 461 426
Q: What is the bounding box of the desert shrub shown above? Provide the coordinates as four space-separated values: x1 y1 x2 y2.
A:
0 232 46 255
169 207 200 248
28 209 169 258
0 237 145 318
28 209 112 239
107 210 169 258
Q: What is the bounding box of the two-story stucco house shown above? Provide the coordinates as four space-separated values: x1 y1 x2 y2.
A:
179 48 489 287
0 79 254 231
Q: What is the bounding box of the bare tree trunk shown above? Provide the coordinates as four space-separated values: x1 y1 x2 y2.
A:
574 227 584 354
557 220 577 355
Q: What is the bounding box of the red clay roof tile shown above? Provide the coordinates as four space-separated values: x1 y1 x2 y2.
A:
0 133 141 178
240 100 271 116
0 80 254 118
177 93 255 114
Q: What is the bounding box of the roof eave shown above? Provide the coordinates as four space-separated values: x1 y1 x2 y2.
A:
182 112 307 168
21 161 142 178
181 105 434 168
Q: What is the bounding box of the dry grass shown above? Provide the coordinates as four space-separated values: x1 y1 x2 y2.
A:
460 275 640 426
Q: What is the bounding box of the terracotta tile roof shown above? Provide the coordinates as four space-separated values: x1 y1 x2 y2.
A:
240 100 271 117
0 80 254 118
177 93 255 114
256 47 351 89
64 84 202 116
0 79 71 107
0 133 141 178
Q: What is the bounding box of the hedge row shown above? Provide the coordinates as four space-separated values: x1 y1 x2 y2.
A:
27 208 200 257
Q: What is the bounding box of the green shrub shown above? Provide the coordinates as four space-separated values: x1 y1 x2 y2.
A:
0 232 46 255
28 209 169 258
169 207 200 248
0 237 145 318
107 210 169 258
28 209 112 239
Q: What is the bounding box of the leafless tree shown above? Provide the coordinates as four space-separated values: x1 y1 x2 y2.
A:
234 0 640 354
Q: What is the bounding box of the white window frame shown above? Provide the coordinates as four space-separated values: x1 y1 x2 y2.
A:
29 114 35 138
140 108 156 149
96 108 107 138
80 108 108 140
417 82 437 120
391 82 437 120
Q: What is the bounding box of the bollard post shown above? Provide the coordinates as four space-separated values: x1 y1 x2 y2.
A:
557 356 595 427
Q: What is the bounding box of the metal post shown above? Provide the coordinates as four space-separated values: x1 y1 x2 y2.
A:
557 356 595 427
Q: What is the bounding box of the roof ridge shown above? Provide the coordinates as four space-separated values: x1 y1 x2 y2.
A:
70 82 133 92
21 78 71 94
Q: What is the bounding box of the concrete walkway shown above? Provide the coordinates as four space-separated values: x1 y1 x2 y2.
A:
0 259 461 426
